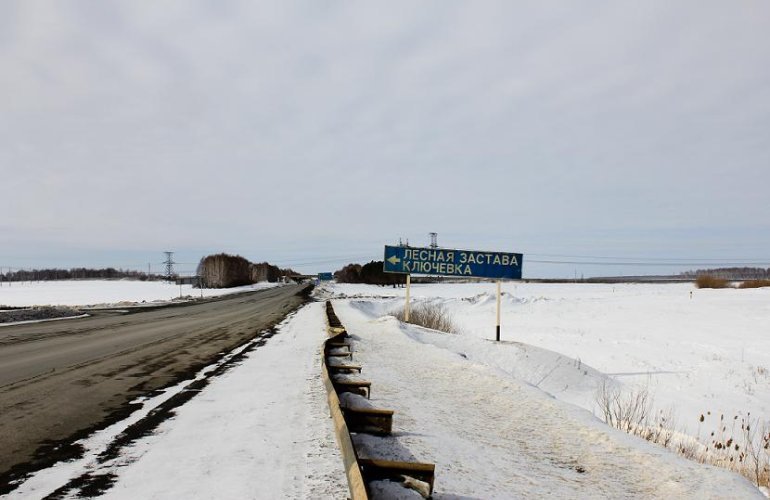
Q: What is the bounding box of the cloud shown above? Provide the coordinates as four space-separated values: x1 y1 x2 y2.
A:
1 1 769 275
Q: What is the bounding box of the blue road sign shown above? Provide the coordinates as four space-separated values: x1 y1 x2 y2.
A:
383 245 523 279
318 272 333 281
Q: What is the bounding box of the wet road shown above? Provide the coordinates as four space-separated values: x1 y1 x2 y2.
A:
0 284 310 484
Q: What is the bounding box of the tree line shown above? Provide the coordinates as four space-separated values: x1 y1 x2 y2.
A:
196 253 297 288
679 267 770 280
334 261 406 285
0 268 161 282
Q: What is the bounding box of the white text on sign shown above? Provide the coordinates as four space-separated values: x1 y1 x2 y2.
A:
400 249 519 276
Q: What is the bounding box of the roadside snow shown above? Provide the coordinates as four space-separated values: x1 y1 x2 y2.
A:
104 302 346 499
4 302 346 499
0 280 283 308
7 280 766 497
321 282 770 441
333 298 763 499
0 314 90 328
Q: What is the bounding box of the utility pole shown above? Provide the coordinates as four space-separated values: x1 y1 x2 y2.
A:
163 252 176 282
429 232 438 249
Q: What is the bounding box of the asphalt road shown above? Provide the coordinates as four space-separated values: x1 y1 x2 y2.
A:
0 284 311 484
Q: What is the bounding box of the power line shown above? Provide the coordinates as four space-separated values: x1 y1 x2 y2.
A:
528 259 770 267
3 250 770 274
278 252 770 268
273 254 376 264
528 252 770 262
276 255 376 267
163 251 175 279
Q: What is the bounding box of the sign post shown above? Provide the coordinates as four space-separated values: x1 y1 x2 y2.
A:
405 274 411 322
383 245 523 341
496 280 502 342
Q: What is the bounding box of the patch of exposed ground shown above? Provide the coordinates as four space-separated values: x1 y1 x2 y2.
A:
0 307 83 325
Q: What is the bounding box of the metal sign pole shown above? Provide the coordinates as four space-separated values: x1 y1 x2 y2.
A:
496 280 502 341
405 274 411 322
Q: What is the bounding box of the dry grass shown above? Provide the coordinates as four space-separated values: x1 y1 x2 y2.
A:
394 301 456 333
738 279 770 289
695 413 770 489
595 381 652 433
595 384 770 489
695 275 731 289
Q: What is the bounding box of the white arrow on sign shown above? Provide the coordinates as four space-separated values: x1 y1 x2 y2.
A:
387 255 401 265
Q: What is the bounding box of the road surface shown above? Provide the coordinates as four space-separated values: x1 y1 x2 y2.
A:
0 284 310 487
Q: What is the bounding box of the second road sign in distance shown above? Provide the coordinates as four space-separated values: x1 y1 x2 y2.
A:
383 245 523 280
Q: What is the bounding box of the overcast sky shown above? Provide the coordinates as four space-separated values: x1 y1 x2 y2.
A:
1 1 769 278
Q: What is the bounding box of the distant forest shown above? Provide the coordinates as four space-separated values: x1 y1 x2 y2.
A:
678 267 770 280
1 254 299 288
0 268 161 282
334 261 406 286
196 253 298 288
5 264 766 285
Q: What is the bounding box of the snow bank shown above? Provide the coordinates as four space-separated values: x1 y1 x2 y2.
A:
323 282 770 442
5 302 346 499
0 280 283 307
333 297 763 498
103 302 346 499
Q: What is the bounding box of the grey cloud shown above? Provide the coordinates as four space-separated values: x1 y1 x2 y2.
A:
1 1 769 276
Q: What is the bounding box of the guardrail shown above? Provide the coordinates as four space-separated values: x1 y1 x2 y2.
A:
321 301 435 499
322 337 370 499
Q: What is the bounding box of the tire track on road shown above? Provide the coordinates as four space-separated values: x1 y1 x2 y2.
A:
0 284 311 492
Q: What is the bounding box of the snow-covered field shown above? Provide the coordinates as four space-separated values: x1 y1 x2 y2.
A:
0 280 283 308
320 281 770 497
322 282 770 441
330 297 762 498
5 281 768 497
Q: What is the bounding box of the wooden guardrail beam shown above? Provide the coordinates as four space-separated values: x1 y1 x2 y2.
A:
322 301 436 498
